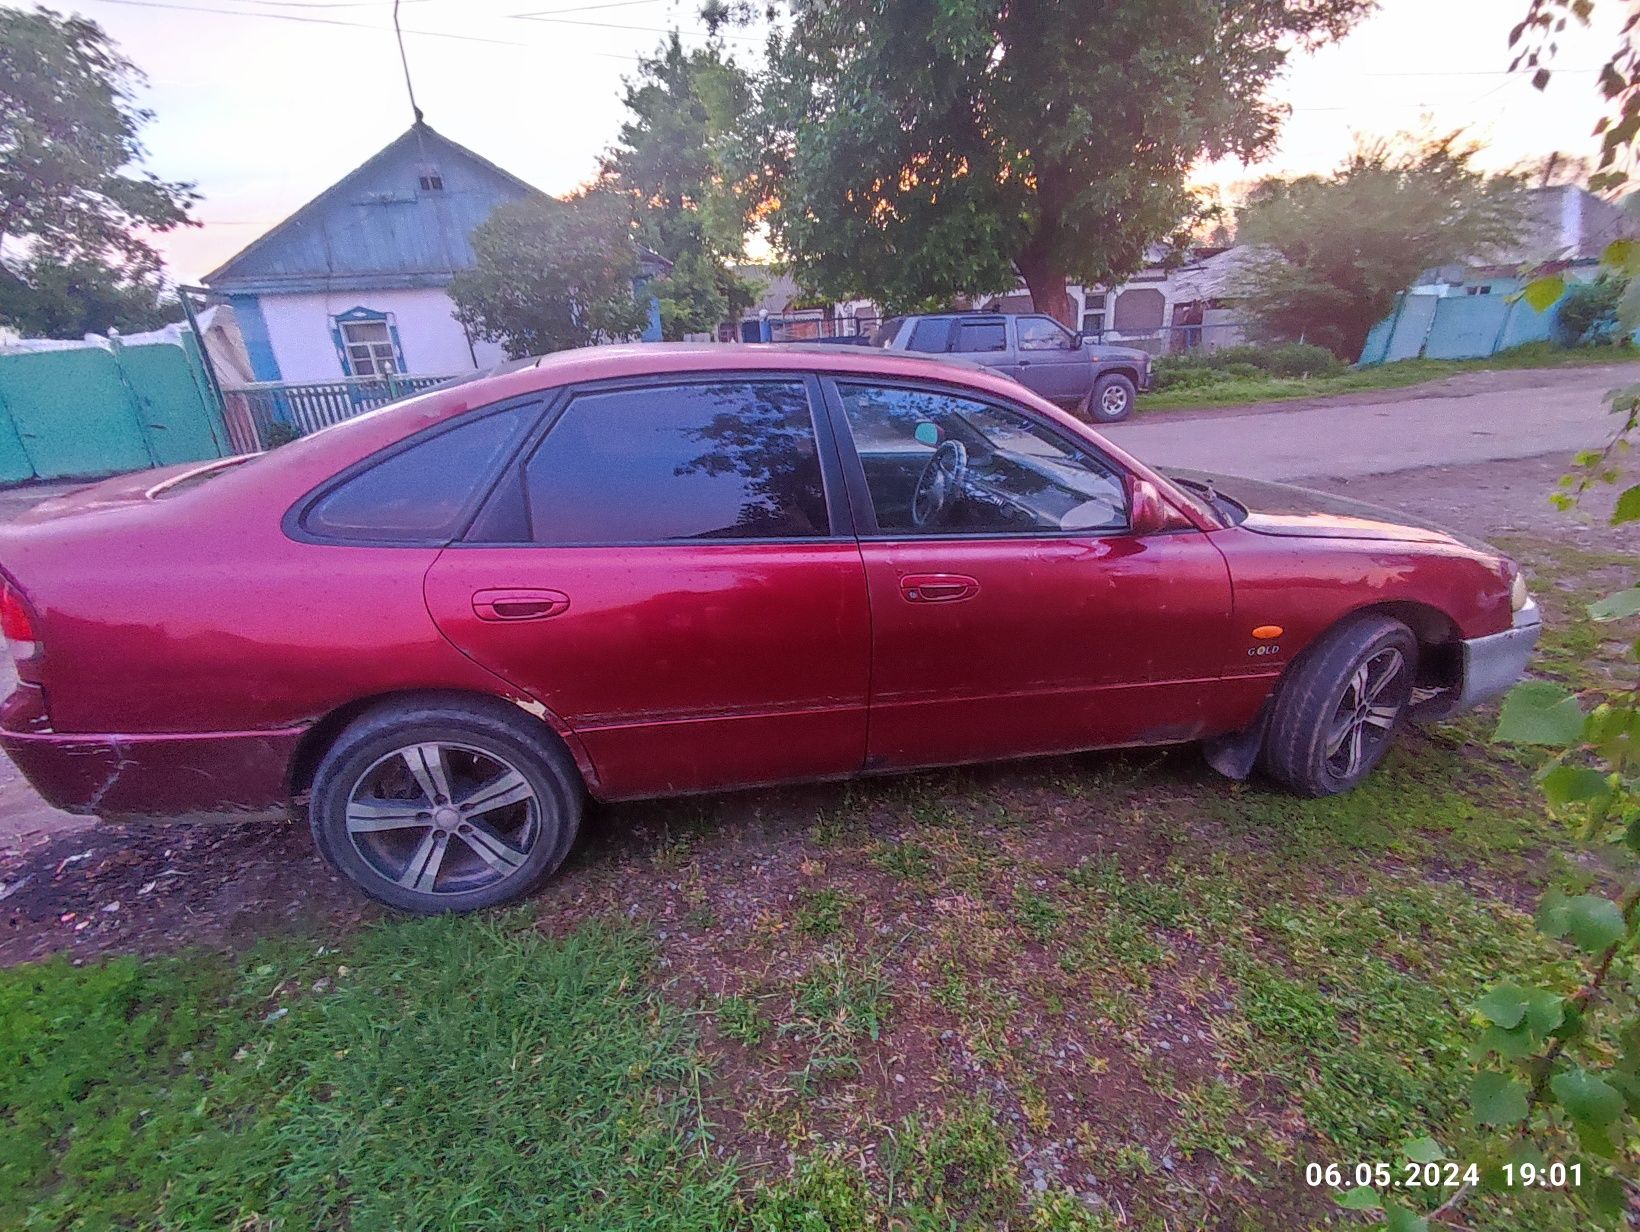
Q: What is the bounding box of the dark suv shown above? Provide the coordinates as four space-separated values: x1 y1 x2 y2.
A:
872 313 1152 422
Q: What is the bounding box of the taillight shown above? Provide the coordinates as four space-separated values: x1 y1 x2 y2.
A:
1 580 39 666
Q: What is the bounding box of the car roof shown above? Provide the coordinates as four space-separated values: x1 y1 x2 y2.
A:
446 341 1027 404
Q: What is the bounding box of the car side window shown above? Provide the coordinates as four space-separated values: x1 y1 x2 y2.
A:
522 381 831 543
1017 316 1077 351
905 319 951 353
301 403 535 542
952 320 1006 353
836 384 1128 536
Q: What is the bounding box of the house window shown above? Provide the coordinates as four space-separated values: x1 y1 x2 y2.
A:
1081 307 1106 337
337 316 401 377
418 168 444 192
1465 285 1493 296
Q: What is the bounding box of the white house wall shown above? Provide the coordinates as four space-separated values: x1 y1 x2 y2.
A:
257 287 506 382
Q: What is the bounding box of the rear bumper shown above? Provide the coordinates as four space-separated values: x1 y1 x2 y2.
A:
0 691 302 823
1420 599 1542 720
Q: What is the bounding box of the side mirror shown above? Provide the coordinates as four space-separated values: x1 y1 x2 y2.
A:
1128 477 1177 536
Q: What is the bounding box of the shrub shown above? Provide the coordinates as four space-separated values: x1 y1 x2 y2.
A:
1554 274 1627 345
261 422 302 448
1148 341 1346 390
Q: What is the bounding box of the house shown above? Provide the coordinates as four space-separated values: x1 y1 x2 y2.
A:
1414 185 1640 298
980 246 1255 352
719 269 879 342
203 122 664 384
1362 185 1640 364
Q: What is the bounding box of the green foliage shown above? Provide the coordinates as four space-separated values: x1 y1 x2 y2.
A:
754 0 1374 319
0 917 738 1229
0 7 197 336
450 191 650 357
1554 274 1629 345
1150 342 1345 391
1235 133 1531 358
603 35 757 339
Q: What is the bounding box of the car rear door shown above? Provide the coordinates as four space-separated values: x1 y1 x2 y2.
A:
822 377 1238 769
1013 316 1090 405
424 374 871 799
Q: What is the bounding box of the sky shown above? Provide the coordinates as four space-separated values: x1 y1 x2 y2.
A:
56 0 1632 282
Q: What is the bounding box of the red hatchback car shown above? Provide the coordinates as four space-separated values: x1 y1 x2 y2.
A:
0 344 1539 912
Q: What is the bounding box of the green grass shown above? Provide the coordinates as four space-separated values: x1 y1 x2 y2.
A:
1138 343 1637 412
1 917 738 1231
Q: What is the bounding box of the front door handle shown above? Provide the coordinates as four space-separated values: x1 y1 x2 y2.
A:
472 588 570 622
900 573 979 603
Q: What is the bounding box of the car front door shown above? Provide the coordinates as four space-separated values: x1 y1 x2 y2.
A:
424 375 871 799
824 378 1237 770
1012 315 1090 405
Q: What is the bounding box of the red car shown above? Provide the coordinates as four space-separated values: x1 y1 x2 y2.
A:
0 345 1539 912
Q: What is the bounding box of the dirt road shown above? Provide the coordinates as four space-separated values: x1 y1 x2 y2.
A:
1108 361 1640 482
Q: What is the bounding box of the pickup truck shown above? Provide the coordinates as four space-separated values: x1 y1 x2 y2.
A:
870 312 1152 422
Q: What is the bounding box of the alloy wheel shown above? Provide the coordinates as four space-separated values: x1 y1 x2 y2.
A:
345 742 540 896
1323 647 1406 779
1100 385 1130 416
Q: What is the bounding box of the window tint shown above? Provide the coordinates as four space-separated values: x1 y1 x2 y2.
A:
953 320 1006 353
872 317 907 348
906 319 951 353
1017 316 1076 351
837 384 1127 536
303 404 534 541
525 381 830 543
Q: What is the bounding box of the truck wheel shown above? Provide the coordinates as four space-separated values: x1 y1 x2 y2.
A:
1084 373 1137 423
1260 615 1418 797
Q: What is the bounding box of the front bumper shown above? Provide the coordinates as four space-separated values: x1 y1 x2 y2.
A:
1420 598 1542 720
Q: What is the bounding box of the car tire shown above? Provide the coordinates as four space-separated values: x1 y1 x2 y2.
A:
1259 615 1418 797
309 698 583 913
1084 373 1137 423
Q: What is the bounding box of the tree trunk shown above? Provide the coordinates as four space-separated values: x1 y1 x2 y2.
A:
1017 253 1073 327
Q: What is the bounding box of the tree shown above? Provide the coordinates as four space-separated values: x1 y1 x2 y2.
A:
1233 135 1530 359
0 6 197 335
753 0 1374 323
450 192 650 358
0 258 181 338
603 35 757 339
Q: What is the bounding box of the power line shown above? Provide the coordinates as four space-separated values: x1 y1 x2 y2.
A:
84 0 648 58
507 11 760 42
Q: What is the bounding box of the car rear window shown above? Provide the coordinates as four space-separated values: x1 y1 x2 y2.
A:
953 320 1006 352
300 404 536 542
522 380 831 543
905 319 951 353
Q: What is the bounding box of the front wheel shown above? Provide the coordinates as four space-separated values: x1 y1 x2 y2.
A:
1084 373 1137 423
309 700 583 913
1260 615 1418 796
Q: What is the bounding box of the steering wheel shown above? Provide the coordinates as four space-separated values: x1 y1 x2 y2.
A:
911 440 969 528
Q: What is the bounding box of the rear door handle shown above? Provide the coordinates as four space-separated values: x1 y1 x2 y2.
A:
472 588 570 621
900 574 979 603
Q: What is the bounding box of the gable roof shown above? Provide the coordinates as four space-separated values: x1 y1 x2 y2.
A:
203 122 542 295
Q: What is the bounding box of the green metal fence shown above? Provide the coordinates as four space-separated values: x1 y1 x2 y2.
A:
0 331 231 484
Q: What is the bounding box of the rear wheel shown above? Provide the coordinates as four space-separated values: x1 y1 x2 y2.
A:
1084 373 1137 423
1260 615 1418 796
309 700 582 913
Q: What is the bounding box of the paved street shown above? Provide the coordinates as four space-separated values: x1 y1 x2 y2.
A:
1104 361 1640 481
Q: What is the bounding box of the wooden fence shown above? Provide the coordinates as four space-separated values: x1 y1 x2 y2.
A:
221 374 454 452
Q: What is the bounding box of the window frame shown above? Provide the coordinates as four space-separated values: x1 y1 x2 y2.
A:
817 375 1141 542
331 307 406 378
460 371 854 549
284 396 549 548
950 317 1009 354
